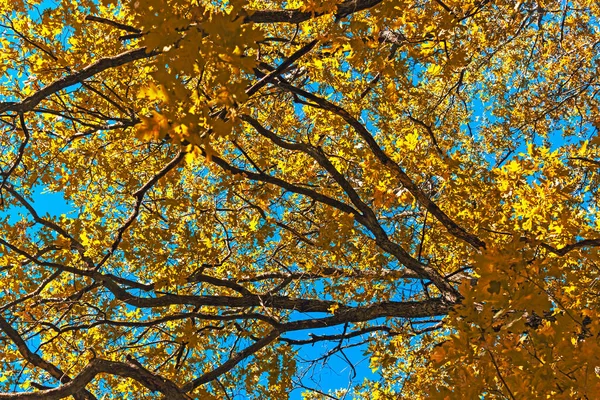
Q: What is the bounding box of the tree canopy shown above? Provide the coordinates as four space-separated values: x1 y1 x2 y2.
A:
0 0 599 398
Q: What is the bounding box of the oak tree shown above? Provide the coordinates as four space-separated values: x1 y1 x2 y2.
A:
0 0 599 398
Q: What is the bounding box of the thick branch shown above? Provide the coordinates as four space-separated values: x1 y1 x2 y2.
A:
246 40 318 96
533 238 600 256
208 152 360 216
0 357 187 400
0 316 97 400
236 266 423 282
246 0 383 24
99 275 452 320
84 15 142 34
0 48 157 115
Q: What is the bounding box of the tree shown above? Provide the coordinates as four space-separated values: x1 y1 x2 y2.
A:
0 0 599 398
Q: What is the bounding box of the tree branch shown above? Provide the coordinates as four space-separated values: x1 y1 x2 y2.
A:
274 80 486 251
0 316 97 400
245 0 383 24
0 48 158 115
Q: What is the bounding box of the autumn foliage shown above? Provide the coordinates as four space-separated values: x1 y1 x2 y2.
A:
0 0 599 398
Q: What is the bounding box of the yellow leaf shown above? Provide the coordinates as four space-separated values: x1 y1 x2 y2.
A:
137 82 170 103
